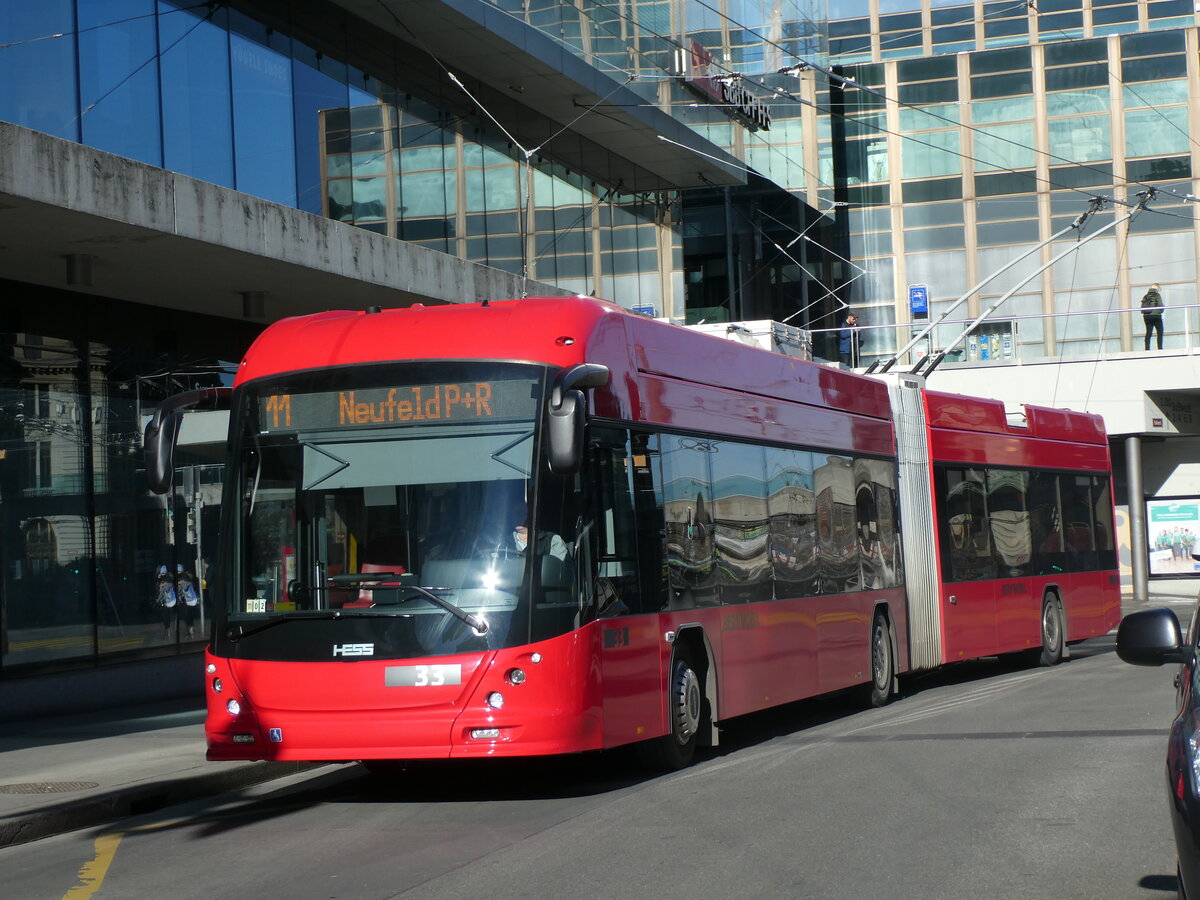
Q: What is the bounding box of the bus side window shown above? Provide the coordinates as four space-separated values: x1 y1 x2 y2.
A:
588 432 667 619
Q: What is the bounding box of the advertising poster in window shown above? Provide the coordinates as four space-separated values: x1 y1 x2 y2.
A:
1147 497 1200 577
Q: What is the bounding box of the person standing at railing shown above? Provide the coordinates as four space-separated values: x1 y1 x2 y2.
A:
1142 283 1164 350
838 311 861 368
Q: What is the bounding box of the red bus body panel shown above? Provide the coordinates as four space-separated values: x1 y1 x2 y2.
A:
206 298 1116 761
923 391 1120 663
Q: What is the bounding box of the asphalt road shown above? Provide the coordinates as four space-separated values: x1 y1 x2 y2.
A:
4 635 1181 899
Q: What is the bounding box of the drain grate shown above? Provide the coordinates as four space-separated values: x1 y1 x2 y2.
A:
0 781 99 794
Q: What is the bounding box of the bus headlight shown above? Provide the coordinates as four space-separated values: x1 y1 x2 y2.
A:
506 668 526 685
227 698 242 716
486 691 505 709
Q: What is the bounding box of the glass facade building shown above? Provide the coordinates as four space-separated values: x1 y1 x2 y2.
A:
818 0 1200 362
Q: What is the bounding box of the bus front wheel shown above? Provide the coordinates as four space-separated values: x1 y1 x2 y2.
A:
638 649 704 771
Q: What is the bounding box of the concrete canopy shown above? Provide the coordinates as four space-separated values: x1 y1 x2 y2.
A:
328 0 748 191
0 123 569 323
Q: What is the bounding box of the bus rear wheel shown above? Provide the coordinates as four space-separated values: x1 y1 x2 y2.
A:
867 611 894 708
638 649 703 771
1036 595 1064 667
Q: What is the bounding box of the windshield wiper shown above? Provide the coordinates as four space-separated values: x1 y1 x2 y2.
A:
326 573 488 635
227 610 345 642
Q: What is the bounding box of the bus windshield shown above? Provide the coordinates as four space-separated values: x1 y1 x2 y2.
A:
221 362 579 659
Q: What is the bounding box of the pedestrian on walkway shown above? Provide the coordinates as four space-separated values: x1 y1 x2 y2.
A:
1142 283 1164 350
176 564 200 638
838 311 861 368
155 565 177 638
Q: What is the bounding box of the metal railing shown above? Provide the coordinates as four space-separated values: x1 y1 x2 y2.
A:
808 302 1200 369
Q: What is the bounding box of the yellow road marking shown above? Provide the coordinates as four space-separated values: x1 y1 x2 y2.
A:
62 832 124 900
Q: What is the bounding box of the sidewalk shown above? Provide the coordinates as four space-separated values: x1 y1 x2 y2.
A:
0 697 328 848
2 591 1197 850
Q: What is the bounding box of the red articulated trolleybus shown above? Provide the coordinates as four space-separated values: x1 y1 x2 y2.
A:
145 296 1120 769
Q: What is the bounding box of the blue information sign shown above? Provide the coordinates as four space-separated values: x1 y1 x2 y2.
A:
909 284 929 317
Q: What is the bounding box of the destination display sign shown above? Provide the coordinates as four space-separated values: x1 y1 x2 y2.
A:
258 379 537 433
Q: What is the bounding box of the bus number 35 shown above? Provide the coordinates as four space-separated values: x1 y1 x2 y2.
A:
384 664 463 688
413 665 444 686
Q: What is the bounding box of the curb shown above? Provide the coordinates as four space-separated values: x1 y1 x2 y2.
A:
0 761 324 849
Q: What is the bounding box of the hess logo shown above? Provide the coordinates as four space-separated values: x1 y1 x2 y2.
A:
332 643 375 657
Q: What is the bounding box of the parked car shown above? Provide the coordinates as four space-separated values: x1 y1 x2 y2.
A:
1117 606 1200 898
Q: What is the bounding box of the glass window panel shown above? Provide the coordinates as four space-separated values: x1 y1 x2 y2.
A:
1123 79 1188 108
1121 29 1186 56
0 3 78 140
292 52 348 216
899 104 960 132
1125 108 1190 157
977 194 1038 221
985 19 1029 37
1039 12 1083 30
661 434 717 607
931 467 1003 573
906 249 968 296
1122 55 1187 82
902 131 962 178
710 443 769 604
767 446 819 598
327 180 352 222
399 170 450 218
1092 5 1137 24
932 6 975 25
814 454 859 592
1148 0 1194 16
1048 114 1111 163
972 96 1034 124
230 31 297 206
974 123 1036 171
1045 88 1111 116
901 177 963 202
898 81 960 106
898 57 959 81
0 336 96 667
933 25 975 43
978 220 1041 245
905 203 965 227
830 18 871 38
1048 162 1111 188
78 0 162 165
971 71 1035 99
1125 156 1190 183
1044 37 1106 64
159 2 234 188
905 225 965 251
975 169 1039 195
970 46 1032 74
1044 64 1108 91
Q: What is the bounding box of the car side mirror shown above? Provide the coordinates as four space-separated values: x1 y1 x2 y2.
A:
1116 607 1192 666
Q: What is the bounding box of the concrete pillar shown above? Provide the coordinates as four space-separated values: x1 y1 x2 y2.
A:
1125 435 1148 603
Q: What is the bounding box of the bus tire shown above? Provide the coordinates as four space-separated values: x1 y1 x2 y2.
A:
638 647 704 771
1037 595 1064 667
867 611 894 708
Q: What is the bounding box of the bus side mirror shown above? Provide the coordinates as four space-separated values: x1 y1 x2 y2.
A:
144 387 233 495
145 412 184 495
547 364 609 475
